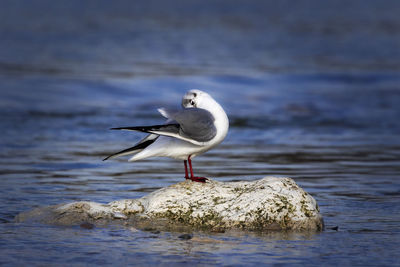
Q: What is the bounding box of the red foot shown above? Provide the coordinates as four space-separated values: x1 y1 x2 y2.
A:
183 157 208 183
186 177 208 183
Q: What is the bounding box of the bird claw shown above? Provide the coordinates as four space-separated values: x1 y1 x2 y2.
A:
186 177 208 183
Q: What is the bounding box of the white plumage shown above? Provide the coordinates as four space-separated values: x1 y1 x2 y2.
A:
104 89 229 182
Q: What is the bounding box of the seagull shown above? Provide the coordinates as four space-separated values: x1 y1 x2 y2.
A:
103 89 229 183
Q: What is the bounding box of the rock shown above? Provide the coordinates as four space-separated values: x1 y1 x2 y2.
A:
178 234 193 240
15 177 324 231
80 222 95 229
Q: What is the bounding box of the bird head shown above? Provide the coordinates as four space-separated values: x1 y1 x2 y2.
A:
182 89 211 109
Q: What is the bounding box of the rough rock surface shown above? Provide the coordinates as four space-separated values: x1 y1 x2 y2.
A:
16 177 324 231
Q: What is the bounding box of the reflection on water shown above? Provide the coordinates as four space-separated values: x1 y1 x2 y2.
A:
1 0 400 266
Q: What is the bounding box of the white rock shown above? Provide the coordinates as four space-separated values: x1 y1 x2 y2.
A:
16 177 324 231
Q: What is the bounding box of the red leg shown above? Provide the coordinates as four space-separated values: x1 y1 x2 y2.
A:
184 160 189 179
188 156 194 177
187 155 208 183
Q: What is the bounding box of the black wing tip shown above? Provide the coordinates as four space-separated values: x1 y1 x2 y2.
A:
109 124 179 131
110 126 144 131
102 155 112 161
101 139 157 162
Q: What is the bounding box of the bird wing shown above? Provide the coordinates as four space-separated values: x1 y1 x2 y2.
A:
103 134 159 161
111 107 216 146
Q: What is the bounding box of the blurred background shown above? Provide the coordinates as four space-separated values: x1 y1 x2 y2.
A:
0 0 399 266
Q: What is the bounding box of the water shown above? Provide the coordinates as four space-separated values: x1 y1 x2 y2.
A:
1 0 400 266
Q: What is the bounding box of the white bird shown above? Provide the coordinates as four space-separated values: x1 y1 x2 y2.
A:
104 89 229 182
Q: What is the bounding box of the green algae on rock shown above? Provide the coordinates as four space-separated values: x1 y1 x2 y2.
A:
15 177 324 231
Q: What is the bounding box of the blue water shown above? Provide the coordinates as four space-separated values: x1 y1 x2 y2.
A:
1 1 400 266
